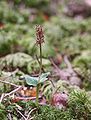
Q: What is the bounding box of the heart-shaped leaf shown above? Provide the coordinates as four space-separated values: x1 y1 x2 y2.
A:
24 75 38 86
24 72 50 86
39 72 50 83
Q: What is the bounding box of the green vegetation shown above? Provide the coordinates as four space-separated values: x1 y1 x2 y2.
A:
0 90 91 120
0 0 91 119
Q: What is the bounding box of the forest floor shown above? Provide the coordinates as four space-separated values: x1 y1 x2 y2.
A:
0 1 91 120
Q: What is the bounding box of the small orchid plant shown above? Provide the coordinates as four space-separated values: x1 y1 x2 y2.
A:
21 25 50 106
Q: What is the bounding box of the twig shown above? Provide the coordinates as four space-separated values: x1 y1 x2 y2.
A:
0 93 5 103
0 69 19 79
63 55 72 70
0 86 23 103
0 76 11 81
11 69 19 76
0 69 19 87
26 108 37 120
15 108 27 120
8 113 12 120
63 55 76 75
4 86 23 98
50 58 61 72
12 96 41 101
50 56 73 71
49 78 55 88
29 116 34 120
0 79 19 87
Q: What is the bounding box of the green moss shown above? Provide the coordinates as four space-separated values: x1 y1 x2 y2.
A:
34 105 66 120
34 90 91 120
0 90 91 120
0 104 6 120
67 90 91 120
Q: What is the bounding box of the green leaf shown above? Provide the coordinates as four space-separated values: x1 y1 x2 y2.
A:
25 75 38 86
24 72 50 86
39 72 50 83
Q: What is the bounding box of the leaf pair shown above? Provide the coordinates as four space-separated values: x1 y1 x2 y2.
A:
23 72 50 86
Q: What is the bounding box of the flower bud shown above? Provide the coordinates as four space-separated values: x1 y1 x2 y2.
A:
36 25 44 44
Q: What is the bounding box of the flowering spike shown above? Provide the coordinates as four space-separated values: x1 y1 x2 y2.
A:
36 25 44 45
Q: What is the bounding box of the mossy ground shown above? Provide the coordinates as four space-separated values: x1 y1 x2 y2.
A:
0 0 91 119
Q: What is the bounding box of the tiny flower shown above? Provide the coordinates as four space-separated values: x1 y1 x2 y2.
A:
36 25 44 44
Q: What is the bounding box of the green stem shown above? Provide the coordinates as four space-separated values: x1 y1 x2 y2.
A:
36 43 42 107
39 43 42 75
36 83 40 107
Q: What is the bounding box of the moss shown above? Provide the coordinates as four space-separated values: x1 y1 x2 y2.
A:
0 104 6 120
67 90 91 120
0 88 91 120
34 90 91 120
34 105 66 120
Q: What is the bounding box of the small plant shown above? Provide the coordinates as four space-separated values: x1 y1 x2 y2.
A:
35 24 45 106
20 25 50 106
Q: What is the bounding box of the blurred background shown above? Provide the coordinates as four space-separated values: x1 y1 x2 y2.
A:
0 0 91 87
0 0 91 56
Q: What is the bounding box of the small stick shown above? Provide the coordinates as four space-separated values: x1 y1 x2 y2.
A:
15 108 27 120
50 58 61 72
8 113 12 120
0 87 22 103
26 108 37 120
0 80 19 87
63 55 72 69
0 76 11 81
49 78 55 88
11 69 19 75
11 96 41 101
4 86 23 98
29 117 34 120
0 86 23 103
0 69 19 87
0 93 5 103
63 55 76 75
0 69 19 79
